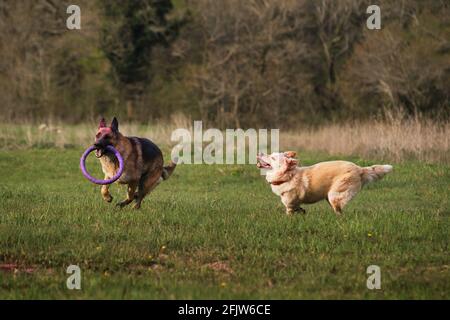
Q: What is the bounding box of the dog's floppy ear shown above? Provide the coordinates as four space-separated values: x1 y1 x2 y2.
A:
285 157 298 168
110 117 119 133
98 117 106 128
284 151 297 158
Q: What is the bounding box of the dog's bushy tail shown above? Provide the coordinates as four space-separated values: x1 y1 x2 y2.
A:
361 165 393 185
162 157 177 180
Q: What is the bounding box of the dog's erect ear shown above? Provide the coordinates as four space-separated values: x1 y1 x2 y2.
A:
98 117 106 128
110 117 119 133
284 151 297 158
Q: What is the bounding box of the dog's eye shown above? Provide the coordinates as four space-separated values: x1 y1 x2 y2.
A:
96 133 101 138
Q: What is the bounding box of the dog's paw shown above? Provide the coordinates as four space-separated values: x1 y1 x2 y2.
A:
286 207 306 215
285 209 295 216
132 203 141 210
103 196 113 203
116 201 130 209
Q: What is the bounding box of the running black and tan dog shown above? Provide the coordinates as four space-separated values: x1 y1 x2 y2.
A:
94 117 176 209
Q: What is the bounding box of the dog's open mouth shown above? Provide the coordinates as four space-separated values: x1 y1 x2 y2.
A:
256 156 272 169
95 148 105 158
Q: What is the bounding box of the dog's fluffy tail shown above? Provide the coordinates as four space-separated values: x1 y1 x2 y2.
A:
361 165 393 185
162 157 177 180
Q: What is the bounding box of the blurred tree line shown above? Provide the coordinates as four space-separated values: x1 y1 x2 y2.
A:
0 0 449 127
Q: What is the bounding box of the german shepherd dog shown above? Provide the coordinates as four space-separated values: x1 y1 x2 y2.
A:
94 117 176 209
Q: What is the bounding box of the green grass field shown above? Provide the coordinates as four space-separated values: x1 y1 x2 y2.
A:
0 148 449 299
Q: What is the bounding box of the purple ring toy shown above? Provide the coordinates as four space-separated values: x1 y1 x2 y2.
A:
80 145 124 185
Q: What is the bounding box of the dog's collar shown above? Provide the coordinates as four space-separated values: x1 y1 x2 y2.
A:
270 179 289 186
269 171 295 186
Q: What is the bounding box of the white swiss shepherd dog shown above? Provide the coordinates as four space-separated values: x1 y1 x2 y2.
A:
257 151 393 215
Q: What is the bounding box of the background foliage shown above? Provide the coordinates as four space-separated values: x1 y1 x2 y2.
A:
0 0 449 127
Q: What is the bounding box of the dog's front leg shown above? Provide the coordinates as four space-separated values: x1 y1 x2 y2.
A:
101 181 113 203
117 182 137 208
281 195 304 215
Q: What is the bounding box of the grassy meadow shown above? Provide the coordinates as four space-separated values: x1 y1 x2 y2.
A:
0 147 449 299
1 0 449 301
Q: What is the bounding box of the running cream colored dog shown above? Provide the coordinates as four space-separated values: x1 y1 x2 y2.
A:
257 151 392 215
